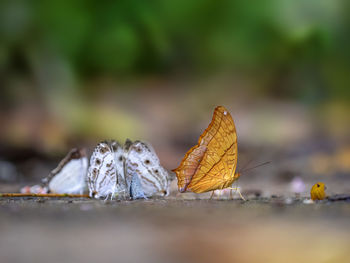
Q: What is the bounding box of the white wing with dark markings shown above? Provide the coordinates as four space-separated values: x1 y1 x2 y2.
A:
87 142 117 199
124 140 170 198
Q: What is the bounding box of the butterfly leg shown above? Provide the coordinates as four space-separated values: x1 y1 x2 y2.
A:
209 191 215 200
227 187 246 201
110 186 116 201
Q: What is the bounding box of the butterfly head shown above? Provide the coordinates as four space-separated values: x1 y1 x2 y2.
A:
111 140 122 152
123 139 134 152
70 148 85 159
111 141 124 164
234 173 241 181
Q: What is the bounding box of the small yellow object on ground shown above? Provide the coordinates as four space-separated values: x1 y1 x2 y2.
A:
310 182 326 200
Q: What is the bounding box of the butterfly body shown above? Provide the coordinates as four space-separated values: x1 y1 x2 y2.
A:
173 106 239 194
111 141 128 198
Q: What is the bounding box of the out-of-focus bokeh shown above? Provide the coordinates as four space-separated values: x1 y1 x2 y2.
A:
1 2 350 263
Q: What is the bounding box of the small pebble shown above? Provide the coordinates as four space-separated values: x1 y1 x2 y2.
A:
303 199 314 204
284 198 293 205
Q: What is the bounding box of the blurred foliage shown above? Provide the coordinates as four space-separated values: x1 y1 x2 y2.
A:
1 0 350 102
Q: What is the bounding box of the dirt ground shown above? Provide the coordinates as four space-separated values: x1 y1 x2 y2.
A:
1 196 350 263
1 139 350 263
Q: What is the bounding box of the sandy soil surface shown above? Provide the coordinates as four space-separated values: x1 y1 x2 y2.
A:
1 196 350 263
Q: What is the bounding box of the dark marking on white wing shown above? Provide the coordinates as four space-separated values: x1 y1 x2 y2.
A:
124 141 170 198
88 142 117 199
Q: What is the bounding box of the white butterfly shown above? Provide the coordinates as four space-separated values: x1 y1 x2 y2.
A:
124 140 170 199
42 148 88 194
87 141 118 199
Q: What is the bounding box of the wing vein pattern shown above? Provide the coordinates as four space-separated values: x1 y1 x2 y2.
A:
173 106 238 193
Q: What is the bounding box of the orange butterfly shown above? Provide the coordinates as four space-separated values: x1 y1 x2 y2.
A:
173 106 244 199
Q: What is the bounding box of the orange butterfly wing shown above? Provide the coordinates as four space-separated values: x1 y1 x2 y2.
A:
173 106 238 193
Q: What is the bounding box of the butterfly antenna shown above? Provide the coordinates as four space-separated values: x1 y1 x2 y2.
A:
238 145 265 172
239 161 271 173
239 156 255 172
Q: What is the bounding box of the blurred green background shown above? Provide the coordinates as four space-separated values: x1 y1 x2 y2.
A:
0 0 349 181
1 0 349 95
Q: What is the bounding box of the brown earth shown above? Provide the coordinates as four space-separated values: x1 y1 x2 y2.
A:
1 196 350 263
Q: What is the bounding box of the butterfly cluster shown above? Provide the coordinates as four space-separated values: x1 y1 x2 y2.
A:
21 139 170 200
88 139 170 200
20 106 250 201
